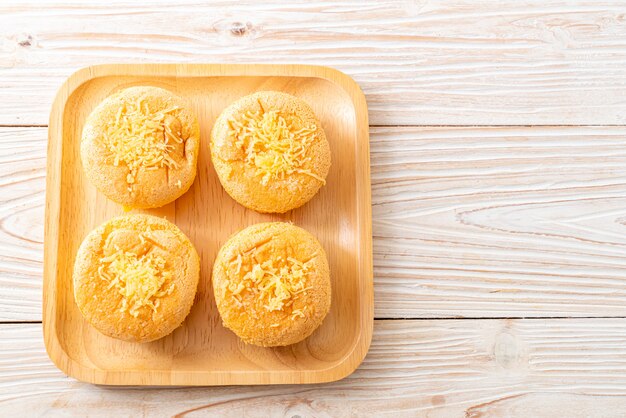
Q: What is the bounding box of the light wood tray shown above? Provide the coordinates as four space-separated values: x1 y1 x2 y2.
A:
43 64 373 386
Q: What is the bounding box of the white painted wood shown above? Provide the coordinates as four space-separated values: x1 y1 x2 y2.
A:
0 128 45 320
2 0 626 125
3 320 626 416
4 127 626 319
372 126 626 318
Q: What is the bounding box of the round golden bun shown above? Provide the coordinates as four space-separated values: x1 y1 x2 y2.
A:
73 214 200 343
212 222 331 347
81 86 200 209
210 91 331 213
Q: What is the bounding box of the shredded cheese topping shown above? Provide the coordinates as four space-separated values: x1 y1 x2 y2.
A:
226 251 313 320
227 104 325 186
98 240 175 317
102 98 183 187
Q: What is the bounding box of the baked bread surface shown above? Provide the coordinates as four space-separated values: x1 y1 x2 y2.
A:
81 86 200 209
212 222 331 347
210 91 331 213
73 214 200 343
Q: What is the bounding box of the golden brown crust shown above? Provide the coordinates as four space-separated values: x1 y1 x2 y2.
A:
73 214 200 343
81 86 200 209
210 91 331 213
212 222 331 347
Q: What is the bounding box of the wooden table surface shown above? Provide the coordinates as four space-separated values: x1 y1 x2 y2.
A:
3 1 626 416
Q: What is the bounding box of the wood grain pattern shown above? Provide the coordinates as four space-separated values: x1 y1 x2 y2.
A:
5 125 626 321
372 126 626 318
43 64 373 385
3 0 626 125
4 320 626 416
0 127 45 320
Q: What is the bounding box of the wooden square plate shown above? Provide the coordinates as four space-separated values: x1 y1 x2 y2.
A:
43 64 373 385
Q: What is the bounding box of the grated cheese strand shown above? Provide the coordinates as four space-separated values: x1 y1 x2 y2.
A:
103 98 182 187
228 107 325 185
291 308 305 320
98 240 175 317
